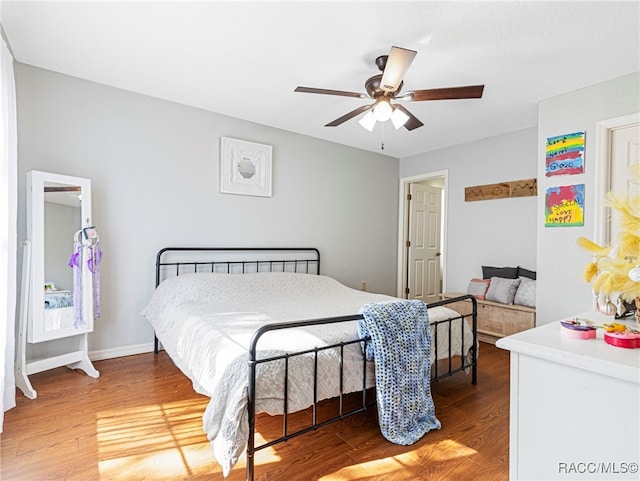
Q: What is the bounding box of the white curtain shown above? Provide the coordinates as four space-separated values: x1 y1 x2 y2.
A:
0 35 18 431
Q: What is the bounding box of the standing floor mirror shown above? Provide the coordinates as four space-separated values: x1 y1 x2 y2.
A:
16 170 100 399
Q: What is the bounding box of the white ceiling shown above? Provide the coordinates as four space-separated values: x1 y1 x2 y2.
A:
2 1 639 158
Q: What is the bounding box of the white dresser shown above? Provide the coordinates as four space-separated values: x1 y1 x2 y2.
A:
496 311 640 481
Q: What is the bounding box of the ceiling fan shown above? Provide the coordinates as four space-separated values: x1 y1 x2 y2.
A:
295 46 484 132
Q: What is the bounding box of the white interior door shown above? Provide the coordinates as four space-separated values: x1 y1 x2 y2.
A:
407 183 442 303
595 113 640 246
610 122 640 193
609 122 639 239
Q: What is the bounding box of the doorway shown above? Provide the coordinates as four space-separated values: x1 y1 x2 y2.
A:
397 170 448 303
595 112 640 245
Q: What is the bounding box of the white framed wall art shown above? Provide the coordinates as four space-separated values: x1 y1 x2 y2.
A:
220 137 272 197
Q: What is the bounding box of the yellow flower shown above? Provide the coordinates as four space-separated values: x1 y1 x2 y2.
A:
576 237 610 255
578 162 640 303
583 263 598 283
593 272 613 294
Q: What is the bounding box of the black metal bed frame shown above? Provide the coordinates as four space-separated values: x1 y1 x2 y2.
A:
153 247 478 481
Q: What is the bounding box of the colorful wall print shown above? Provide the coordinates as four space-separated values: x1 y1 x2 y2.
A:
545 131 585 176
545 184 585 227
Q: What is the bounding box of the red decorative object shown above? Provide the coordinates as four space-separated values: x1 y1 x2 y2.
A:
603 330 640 349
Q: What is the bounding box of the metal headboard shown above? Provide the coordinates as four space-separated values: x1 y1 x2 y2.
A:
153 247 321 353
155 247 321 288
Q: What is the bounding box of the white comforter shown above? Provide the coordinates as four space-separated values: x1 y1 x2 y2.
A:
141 272 474 476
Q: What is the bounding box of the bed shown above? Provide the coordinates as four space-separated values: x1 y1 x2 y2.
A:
141 247 478 480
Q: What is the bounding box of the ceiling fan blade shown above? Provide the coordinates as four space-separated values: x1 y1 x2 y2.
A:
380 46 417 93
325 104 375 127
407 85 485 102
394 104 424 131
295 86 367 98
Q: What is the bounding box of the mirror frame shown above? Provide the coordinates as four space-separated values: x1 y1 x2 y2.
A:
27 170 93 342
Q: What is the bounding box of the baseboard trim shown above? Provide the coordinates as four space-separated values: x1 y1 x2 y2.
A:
89 343 155 361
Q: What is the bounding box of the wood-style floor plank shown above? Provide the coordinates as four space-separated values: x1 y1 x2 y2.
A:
1 343 509 480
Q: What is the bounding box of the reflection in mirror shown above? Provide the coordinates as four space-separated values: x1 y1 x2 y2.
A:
43 183 82 331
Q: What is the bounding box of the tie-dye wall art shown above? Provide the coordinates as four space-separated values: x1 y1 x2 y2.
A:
545 184 585 227
545 131 585 177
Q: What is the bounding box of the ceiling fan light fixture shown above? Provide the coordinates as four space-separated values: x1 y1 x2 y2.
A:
295 45 484 134
358 110 376 131
373 98 393 121
391 107 410 129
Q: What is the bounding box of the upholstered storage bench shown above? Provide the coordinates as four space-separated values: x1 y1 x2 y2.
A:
440 292 536 344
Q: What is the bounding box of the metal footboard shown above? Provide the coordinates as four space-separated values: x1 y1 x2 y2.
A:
245 294 478 481
247 314 372 481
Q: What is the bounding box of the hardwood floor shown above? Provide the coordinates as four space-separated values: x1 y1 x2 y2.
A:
1 342 510 481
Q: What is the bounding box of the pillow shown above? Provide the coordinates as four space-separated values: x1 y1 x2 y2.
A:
518 266 537 280
482 265 518 280
467 278 491 299
485 277 521 304
514 276 536 308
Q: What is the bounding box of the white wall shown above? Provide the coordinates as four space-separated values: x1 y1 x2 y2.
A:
400 128 538 292
15 64 399 358
536 72 640 324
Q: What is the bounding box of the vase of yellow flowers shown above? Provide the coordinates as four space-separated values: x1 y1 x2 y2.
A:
578 162 640 320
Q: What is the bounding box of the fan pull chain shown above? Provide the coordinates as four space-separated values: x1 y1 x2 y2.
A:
380 121 385 150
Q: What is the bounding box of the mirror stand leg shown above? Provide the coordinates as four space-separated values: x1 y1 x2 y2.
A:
16 240 37 399
15 365 37 400
67 358 100 378
66 333 100 378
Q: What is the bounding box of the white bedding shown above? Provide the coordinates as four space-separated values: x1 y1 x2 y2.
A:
141 272 475 476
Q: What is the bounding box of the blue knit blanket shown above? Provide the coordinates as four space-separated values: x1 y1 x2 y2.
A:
358 300 441 445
